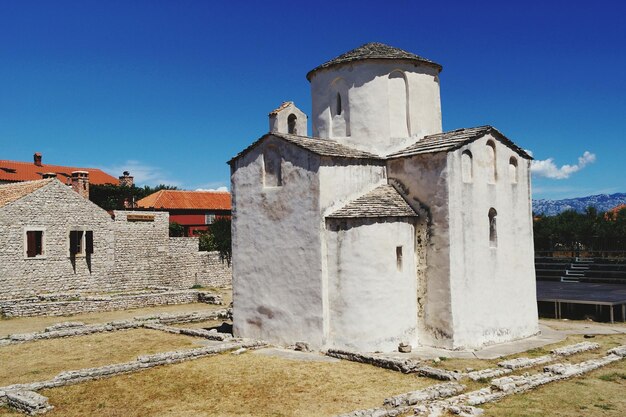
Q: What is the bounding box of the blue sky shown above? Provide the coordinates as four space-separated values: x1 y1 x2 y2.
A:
1 1 625 199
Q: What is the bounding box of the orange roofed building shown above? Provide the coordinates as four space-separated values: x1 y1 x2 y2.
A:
0 152 119 185
137 190 231 236
605 204 626 221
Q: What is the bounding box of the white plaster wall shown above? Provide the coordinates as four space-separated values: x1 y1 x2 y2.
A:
230 137 326 347
318 161 387 214
387 153 454 348
310 61 442 155
269 103 308 135
446 136 538 349
325 218 418 352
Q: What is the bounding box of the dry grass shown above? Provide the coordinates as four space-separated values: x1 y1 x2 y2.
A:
0 329 200 386
481 360 626 416
0 287 231 338
0 312 624 416
16 352 434 417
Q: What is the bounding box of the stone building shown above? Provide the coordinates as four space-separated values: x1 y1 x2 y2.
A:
137 189 231 237
0 178 231 299
229 42 538 352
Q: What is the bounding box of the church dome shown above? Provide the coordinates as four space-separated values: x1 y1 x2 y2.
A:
306 42 442 81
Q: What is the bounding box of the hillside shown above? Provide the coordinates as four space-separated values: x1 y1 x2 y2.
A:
533 192 626 216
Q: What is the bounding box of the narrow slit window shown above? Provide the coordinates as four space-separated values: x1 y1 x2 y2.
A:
486 140 497 183
509 156 518 183
26 230 44 258
488 208 498 248
85 231 94 255
396 246 403 271
336 93 342 115
462 150 473 183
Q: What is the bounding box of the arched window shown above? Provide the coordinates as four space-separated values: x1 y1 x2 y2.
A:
509 156 518 183
488 208 498 248
287 114 297 135
263 145 282 187
486 140 496 183
462 150 473 183
388 71 409 137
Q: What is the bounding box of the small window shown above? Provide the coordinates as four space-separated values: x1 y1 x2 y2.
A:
85 231 94 255
205 214 216 225
488 208 498 248
26 230 44 258
336 93 342 116
509 157 518 183
396 246 403 271
287 114 297 134
462 150 473 183
69 230 84 256
486 140 497 183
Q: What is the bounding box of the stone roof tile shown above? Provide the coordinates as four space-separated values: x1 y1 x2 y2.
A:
0 179 54 209
228 133 384 164
387 126 532 159
307 42 442 80
327 184 418 219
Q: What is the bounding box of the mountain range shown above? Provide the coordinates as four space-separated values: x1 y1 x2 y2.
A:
532 193 626 216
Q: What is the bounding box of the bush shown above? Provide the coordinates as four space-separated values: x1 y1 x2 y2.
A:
169 222 185 237
199 218 231 263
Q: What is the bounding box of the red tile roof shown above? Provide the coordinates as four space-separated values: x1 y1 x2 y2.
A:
0 159 119 185
605 204 626 221
137 190 231 211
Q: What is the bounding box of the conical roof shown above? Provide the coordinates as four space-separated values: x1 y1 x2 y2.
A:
306 42 442 80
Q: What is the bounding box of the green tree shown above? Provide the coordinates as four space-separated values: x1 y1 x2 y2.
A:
89 184 178 210
169 222 185 237
198 218 231 263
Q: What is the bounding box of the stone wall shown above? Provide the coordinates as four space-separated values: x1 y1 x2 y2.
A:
164 238 232 288
0 181 231 300
0 290 221 318
197 251 232 288
0 180 115 299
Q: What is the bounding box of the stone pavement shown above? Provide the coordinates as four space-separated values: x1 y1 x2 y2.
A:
381 320 626 361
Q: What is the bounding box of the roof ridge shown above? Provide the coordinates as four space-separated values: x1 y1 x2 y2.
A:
387 125 530 159
307 42 442 80
229 132 384 164
0 178 56 209
0 160 107 171
327 183 418 219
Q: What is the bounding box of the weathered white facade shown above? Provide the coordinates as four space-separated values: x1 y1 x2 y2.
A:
231 42 538 352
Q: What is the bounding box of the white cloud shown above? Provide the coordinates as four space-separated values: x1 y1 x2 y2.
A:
530 151 596 180
99 160 182 187
195 186 228 192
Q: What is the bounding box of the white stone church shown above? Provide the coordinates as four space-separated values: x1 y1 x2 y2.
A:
229 43 538 352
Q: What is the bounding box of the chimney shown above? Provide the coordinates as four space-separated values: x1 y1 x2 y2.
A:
71 171 90 199
119 171 134 187
34 152 42 166
42 173 57 179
